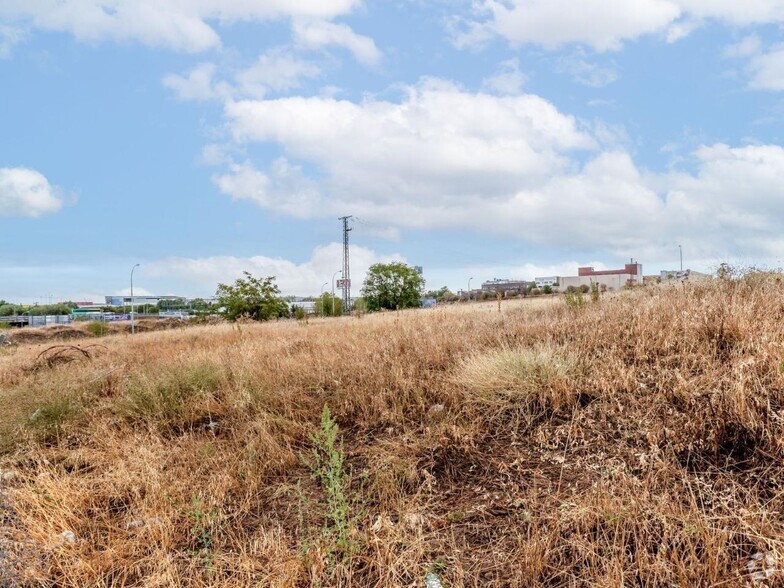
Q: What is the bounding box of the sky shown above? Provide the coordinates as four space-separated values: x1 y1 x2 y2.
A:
2 0 784 303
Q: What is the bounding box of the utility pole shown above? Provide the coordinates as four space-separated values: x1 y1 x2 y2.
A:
339 216 353 315
130 263 140 335
679 244 683 273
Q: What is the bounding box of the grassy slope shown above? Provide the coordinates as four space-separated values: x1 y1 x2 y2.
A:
1 279 783 586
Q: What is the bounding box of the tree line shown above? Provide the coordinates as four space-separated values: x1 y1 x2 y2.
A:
216 262 428 322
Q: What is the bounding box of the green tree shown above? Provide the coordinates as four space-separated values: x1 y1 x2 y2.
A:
215 272 289 321
315 293 343 317
361 262 425 312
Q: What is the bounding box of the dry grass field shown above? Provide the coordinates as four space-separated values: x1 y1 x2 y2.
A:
1 276 784 586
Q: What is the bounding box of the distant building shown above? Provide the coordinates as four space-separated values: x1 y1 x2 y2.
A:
660 269 711 282
481 279 530 295
537 260 644 292
105 295 185 307
535 277 559 288
288 300 317 314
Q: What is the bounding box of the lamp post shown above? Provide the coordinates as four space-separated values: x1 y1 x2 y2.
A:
331 269 342 317
468 277 473 302
678 245 683 273
130 263 140 335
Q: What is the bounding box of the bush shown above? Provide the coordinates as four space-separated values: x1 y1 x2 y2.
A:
564 290 586 310
590 281 601 303
542 285 553 295
457 344 579 412
530 288 543 296
578 284 590 294
86 321 108 337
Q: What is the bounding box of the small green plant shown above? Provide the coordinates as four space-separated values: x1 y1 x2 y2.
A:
28 397 75 441
564 289 586 310
543 285 553 295
86 321 107 337
0 321 11 330
303 405 357 565
590 281 601 303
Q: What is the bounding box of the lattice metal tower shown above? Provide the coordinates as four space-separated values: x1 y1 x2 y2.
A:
340 216 353 314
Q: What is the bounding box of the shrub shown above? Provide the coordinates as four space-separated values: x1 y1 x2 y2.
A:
564 290 586 310
578 284 590 294
457 344 579 412
542 285 553 295
590 281 601 303
530 288 543 296
86 321 107 337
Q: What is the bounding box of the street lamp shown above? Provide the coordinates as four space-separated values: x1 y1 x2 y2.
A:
468 277 473 302
130 263 140 335
678 245 683 273
331 269 342 317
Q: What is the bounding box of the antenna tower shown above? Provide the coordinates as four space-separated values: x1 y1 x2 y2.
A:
339 216 353 315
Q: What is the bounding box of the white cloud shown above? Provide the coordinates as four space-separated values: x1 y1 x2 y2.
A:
0 167 63 218
164 50 321 101
205 78 784 260
235 49 321 95
664 144 784 252
464 0 784 52
0 24 25 58
143 242 403 296
557 50 618 87
213 158 322 217
163 62 230 101
0 0 362 53
225 79 595 204
482 58 527 95
748 45 784 91
474 0 681 52
293 20 382 66
723 35 784 91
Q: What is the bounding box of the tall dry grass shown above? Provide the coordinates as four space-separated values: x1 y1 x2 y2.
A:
1 277 784 586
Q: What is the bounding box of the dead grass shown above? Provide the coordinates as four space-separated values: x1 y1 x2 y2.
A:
1 278 784 586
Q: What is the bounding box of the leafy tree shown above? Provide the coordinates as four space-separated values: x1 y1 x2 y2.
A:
315 293 343 317
424 286 457 302
361 262 425 312
215 272 289 321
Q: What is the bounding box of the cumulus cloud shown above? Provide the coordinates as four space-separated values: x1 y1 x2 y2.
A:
462 0 784 52
225 78 595 202
143 242 404 296
292 20 382 66
0 167 63 218
204 78 784 260
0 0 362 53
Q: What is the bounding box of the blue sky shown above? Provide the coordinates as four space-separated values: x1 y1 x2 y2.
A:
2 0 784 303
